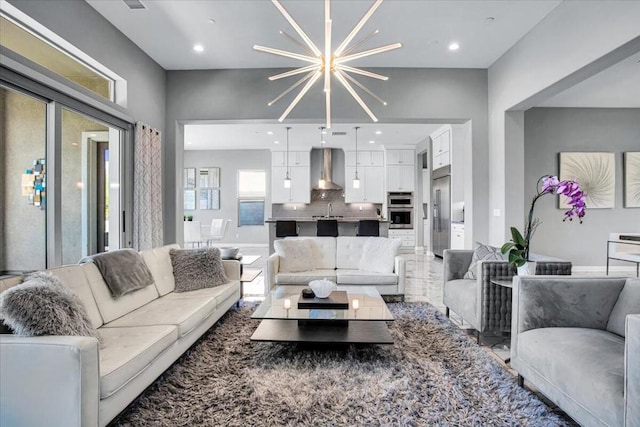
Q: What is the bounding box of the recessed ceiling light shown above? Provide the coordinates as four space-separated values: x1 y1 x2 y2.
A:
267 131 274 135
187 141 192 145
485 17 495 22
193 44 204 53
274 141 279 144
448 42 460 51
208 18 216 24
375 130 382 135
321 140 326 144
369 140 375 144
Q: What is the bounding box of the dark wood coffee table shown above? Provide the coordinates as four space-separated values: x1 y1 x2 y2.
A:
250 286 394 344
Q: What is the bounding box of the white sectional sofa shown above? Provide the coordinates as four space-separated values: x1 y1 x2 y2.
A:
0 244 241 427
265 236 406 298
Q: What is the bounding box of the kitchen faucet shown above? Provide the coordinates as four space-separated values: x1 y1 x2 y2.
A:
327 203 332 218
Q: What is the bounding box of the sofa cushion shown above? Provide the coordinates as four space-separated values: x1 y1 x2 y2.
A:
443 279 477 321
170 247 229 292
102 291 218 337
81 263 159 324
276 270 337 286
287 237 336 270
49 265 103 328
98 325 178 398
607 278 640 337
166 281 239 308
0 272 100 342
336 270 398 285
358 237 401 274
274 239 314 272
336 237 367 269
141 244 180 296
517 327 624 427
463 242 506 279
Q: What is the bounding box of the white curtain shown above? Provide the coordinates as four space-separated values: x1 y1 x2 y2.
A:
133 122 163 250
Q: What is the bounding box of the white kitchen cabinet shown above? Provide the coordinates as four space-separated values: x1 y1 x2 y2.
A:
389 229 415 250
386 165 415 192
271 166 310 203
431 127 451 170
345 150 384 167
344 166 384 203
386 149 415 165
272 151 310 167
433 151 450 170
450 223 465 249
272 151 286 167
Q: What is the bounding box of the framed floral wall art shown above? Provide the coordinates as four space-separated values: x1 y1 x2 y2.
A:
559 152 615 209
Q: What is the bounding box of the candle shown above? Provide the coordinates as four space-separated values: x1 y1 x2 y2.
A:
352 299 359 310
284 299 291 310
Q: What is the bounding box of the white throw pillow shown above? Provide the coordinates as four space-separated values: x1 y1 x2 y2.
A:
274 239 315 273
358 237 402 274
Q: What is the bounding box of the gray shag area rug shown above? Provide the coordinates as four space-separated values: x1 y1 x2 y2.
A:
111 302 570 426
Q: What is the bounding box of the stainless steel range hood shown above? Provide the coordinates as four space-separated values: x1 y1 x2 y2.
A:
313 148 343 190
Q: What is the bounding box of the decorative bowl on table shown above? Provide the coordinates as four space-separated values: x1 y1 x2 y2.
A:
308 279 337 298
219 247 239 259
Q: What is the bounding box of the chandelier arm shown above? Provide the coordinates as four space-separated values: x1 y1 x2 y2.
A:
272 0 322 57
279 71 323 122
334 0 384 56
280 30 317 57
268 70 318 106
336 64 388 81
269 64 319 81
324 1 332 93
334 70 378 122
340 71 388 106
341 29 379 56
253 45 321 64
335 43 402 64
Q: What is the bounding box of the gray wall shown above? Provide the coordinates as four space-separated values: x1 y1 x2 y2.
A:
183 149 271 244
165 68 489 246
8 0 166 131
524 108 640 267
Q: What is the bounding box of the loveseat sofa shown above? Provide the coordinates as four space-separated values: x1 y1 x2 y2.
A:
0 244 241 427
265 236 406 298
511 276 639 427
443 249 572 340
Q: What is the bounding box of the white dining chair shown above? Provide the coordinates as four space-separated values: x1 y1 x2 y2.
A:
183 221 203 248
206 219 230 246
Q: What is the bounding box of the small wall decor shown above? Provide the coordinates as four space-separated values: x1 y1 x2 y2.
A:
624 152 640 208
184 168 196 189
559 152 615 209
184 189 196 210
22 158 46 210
199 167 220 188
199 188 220 210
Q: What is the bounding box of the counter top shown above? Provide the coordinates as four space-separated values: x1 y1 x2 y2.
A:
266 217 389 223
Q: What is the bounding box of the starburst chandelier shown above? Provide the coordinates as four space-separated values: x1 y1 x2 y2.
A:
254 0 401 128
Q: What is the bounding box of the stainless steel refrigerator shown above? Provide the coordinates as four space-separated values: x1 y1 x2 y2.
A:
432 167 451 258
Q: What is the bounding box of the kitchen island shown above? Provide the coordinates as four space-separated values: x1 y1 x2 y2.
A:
266 217 389 253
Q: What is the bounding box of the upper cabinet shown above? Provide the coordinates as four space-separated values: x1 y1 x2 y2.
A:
345 150 384 167
385 149 415 166
344 150 385 203
271 150 311 203
385 148 415 192
431 127 451 170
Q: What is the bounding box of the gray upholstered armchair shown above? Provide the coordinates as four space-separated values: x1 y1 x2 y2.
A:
511 276 639 426
442 249 571 342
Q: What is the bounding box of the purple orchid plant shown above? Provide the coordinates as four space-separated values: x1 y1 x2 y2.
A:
501 175 586 267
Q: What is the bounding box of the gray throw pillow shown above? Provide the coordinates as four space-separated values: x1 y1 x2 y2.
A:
0 272 100 341
170 247 229 293
463 242 507 279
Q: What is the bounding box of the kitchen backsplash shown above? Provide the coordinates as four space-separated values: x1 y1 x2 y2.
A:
272 190 382 219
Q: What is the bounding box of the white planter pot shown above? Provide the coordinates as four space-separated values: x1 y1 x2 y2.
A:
517 261 537 276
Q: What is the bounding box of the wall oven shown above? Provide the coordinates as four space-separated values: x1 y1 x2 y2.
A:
388 208 413 229
388 192 413 207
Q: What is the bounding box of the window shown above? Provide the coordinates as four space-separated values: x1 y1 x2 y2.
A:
238 170 265 226
0 14 114 100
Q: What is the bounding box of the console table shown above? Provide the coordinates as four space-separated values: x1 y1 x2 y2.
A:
607 236 640 277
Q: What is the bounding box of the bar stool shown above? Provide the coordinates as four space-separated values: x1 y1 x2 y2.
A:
276 220 298 237
356 220 379 237
317 219 338 237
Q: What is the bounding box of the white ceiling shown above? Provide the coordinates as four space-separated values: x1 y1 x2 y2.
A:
87 0 561 70
184 122 444 151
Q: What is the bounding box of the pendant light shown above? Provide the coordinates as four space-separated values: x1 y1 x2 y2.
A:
353 126 360 189
284 126 291 188
318 126 326 189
